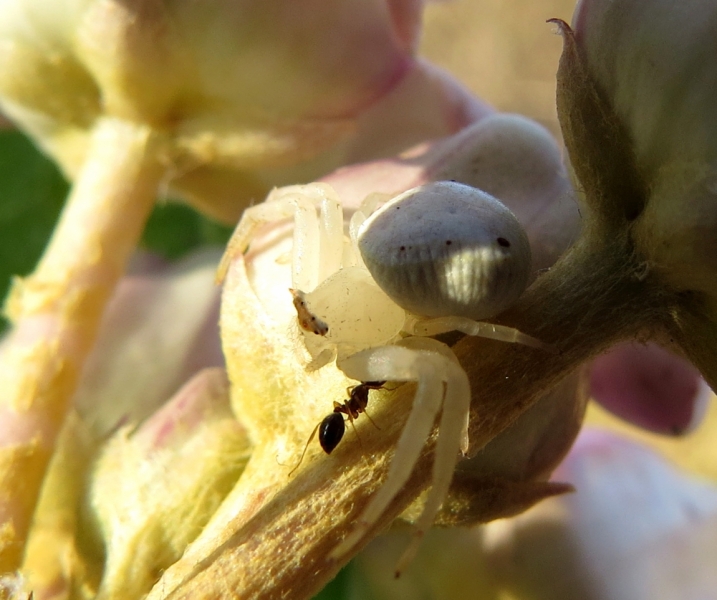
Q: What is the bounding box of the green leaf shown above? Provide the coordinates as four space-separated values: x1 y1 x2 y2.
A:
0 130 68 334
140 199 233 260
312 564 353 600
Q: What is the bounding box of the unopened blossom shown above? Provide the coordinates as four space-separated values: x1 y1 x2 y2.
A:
0 0 488 222
0 0 486 572
572 0 717 303
589 342 711 436
547 0 717 386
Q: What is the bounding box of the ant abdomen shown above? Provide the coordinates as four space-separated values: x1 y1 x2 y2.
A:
319 412 345 454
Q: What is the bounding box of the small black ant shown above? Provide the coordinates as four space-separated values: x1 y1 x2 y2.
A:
319 380 386 453
289 381 386 475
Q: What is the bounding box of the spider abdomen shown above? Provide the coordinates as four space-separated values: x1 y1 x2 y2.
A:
357 181 531 320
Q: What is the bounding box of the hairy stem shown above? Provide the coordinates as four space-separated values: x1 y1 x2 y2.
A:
0 117 163 571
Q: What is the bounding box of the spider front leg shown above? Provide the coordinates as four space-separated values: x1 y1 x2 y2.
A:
216 183 344 290
331 341 470 574
404 314 557 352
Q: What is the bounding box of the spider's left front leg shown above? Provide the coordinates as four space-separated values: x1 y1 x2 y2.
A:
405 314 556 352
332 341 470 573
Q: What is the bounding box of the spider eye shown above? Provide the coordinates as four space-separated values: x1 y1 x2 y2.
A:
319 412 345 454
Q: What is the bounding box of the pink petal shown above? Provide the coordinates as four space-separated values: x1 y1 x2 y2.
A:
170 0 422 120
589 342 711 435
134 367 234 451
73 249 224 438
323 112 578 274
255 59 491 197
341 59 492 165
485 429 717 600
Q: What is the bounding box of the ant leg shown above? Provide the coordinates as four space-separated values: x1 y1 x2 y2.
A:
345 412 364 450
362 409 381 431
288 422 321 477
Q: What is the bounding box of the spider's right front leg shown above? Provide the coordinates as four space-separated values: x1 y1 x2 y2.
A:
331 343 470 572
216 183 344 291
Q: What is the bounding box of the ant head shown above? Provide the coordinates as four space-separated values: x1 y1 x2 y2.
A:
319 412 345 454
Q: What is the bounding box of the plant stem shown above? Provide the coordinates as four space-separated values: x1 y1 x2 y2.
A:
0 117 163 572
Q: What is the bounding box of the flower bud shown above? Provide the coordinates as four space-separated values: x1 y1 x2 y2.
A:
551 0 717 390
572 0 717 299
86 368 250 599
0 0 486 221
18 251 245 597
589 342 710 436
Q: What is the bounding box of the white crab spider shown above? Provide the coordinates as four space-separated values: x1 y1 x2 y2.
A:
220 180 546 570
